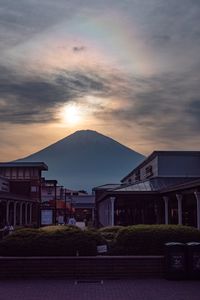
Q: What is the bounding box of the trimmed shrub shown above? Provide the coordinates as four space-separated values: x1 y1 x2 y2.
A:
40 225 81 233
0 228 105 256
99 226 123 233
111 225 200 255
99 226 123 241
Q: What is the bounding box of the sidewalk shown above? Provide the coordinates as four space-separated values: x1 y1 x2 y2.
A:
0 279 199 300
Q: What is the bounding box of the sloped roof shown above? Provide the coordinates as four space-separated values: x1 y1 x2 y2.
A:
112 177 198 193
0 162 48 170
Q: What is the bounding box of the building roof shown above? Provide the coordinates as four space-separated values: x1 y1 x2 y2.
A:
93 184 121 191
121 151 200 183
0 191 35 202
0 162 48 170
69 195 95 204
161 177 200 193
115 177 197 193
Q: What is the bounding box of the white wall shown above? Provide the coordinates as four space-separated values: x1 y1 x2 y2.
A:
98 198 112 227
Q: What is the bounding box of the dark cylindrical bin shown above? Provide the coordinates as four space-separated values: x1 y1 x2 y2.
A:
165 242 187 280
187 242 200 280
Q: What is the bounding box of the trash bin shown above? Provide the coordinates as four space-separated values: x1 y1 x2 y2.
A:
187 242 200 280
165 242 187 280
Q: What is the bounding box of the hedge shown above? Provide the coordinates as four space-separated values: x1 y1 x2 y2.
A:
110 225 200 255
0 227 106 256
98 226 123 242
1 225 200 256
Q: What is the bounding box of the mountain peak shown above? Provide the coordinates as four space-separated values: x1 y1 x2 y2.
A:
72 129 98 135
19 130 145 191
67 129 112 141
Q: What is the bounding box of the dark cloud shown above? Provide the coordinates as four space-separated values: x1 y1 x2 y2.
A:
1 61 200 145
1 0 200 150
0 64 113 124
73 46 85 52
94 69 200 142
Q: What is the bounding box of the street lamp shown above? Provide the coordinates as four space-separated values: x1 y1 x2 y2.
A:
64 189 67 224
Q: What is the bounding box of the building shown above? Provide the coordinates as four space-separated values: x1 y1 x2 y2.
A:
0 162 48 228
70 194 95 225
40 182 95 225
94 151 200 230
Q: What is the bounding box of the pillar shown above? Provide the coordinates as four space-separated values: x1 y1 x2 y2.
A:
194 192 200 230
30 204 33 224
110 197 116 226
13 202 17 227
176 194 183 225
163 196 169 225
20 203 23 225
6 201 10 224
25 203 28 225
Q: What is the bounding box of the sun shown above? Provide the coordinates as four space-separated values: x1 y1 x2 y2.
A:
61 104 82 125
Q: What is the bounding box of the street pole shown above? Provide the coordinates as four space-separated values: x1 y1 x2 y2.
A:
70 196 72 217
64 189 67 224
54 182 57 225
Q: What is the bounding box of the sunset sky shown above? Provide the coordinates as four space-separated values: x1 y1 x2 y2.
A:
0 0 200 161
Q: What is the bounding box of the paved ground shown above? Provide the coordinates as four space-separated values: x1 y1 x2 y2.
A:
0 279 200 300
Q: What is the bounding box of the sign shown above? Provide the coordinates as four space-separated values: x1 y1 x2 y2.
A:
58 215 64 224
41 210 53 225
97 245 108 254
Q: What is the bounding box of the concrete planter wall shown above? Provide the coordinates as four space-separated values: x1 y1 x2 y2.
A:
0 256 164 278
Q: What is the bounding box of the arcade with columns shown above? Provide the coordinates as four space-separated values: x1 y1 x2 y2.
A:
0 162 48 228
94 151 200 230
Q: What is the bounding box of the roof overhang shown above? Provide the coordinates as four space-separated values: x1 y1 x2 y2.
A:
0 162 48 171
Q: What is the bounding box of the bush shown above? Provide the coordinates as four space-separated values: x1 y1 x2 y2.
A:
99 226 123 233
111 225 200 255
0 228 105 256
40 225 81 233
99 226 123 241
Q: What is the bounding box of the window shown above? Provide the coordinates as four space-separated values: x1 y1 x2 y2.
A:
31 186 37 192
135 170 140 181
145 165 153 178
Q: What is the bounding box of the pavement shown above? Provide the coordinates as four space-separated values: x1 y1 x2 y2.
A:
0 279 200 300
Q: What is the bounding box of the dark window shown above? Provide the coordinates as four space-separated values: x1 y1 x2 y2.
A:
145 165 153 178
135 170 140 181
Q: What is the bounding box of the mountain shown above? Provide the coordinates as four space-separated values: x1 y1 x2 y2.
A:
18 130 145 191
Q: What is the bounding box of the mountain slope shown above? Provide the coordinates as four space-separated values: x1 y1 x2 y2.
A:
18 130 145 191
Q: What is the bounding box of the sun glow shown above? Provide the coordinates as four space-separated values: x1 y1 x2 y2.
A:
61 104 82 125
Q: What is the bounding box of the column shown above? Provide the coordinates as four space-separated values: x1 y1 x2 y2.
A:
20 203 23 225
110 197 116 226
13 202 17 227
176 194 183 225
6 201 10 224
163 196 169 225
25 203 28 225
194 192 200 230
30 204 33 225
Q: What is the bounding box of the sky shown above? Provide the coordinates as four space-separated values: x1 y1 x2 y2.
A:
0 0 200 160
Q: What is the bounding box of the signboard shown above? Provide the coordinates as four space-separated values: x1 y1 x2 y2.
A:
58 215 64 224
97 245 108 254
41 210 53 225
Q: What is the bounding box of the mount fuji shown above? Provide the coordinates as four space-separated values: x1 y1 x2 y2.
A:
18 130 145 191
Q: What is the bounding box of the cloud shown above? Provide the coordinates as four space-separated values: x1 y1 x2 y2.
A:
73 46 85 52
1 61 200 147
1 0 200 155
94 69 200 143
0 64 115 124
